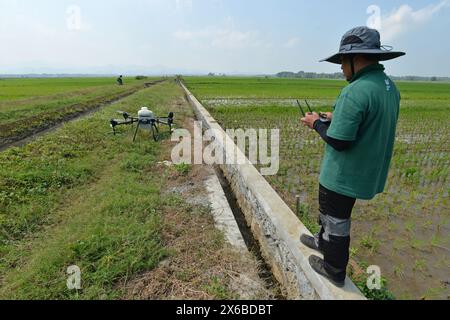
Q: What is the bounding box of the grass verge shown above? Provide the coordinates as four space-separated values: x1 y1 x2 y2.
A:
0 81 175 298
0 80 273 300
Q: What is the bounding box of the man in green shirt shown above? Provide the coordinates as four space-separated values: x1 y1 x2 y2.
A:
300 26 405 287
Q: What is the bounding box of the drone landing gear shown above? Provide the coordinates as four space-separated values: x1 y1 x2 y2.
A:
133 121 160 142
152 124 160 142
132 121 140 142
112 110 174 143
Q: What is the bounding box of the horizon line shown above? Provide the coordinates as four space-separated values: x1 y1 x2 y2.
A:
1 72 450 81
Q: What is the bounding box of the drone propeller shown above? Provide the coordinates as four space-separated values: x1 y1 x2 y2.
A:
157 112 175 128
155 113 173 132
117 111 131 120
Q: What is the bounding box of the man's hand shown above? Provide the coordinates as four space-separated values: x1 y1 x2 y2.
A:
301 112 320 129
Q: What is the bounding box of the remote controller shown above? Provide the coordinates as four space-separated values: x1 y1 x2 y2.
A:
319 113 331 123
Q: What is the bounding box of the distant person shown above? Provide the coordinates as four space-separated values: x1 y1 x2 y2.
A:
117 75 124 86
300 26 405 287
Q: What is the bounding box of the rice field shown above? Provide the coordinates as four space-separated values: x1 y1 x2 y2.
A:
185 76 450 300
0 77 142 101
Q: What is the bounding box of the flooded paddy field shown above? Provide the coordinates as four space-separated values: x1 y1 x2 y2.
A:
185 77 450 300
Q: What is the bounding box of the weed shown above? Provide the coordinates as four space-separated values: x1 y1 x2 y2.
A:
295 201 320 234
413 259 427 272
405 221 416 233
174 163 191 176
393 264 406 279
203 276 236 300
360 232 380 254
349 247 358 258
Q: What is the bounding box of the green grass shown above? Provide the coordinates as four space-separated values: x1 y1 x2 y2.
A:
203 276 238 300
352 272 396 300
174 163 191 176
0 151 167 299
0 77 142 101
0 83 139 125
396 81 450 100
0 81 181 299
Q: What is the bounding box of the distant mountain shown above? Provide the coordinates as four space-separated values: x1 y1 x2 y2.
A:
0 64 206 77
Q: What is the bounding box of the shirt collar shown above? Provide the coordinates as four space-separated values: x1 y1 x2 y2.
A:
350 63 385 83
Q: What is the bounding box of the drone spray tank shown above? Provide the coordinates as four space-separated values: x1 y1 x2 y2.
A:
138 107 155 129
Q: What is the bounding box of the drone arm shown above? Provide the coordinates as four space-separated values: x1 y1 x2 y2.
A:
156 118 175 129
110 118 139 135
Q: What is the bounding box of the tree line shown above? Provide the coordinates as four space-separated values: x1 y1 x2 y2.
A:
276 71 450 82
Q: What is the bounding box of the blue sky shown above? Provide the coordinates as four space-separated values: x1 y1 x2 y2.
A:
1 0 449 76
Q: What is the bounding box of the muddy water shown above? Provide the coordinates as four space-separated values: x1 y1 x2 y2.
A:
206 98 450 300
352 209 449 300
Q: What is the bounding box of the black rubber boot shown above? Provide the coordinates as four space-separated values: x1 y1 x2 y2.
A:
309 255 345 288
300 234 323 254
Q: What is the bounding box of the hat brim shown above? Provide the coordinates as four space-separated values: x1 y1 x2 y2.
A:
320 50 406 64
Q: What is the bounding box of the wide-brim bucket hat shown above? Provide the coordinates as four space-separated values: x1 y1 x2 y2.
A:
321 26 405 64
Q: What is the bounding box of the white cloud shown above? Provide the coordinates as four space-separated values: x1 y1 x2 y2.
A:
173 26 265 49
66 5 93 32
173 30 197 41
176 0 193 10
380 0 450 42
284 37 301 48
211 29 261 49
0 12 113 69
